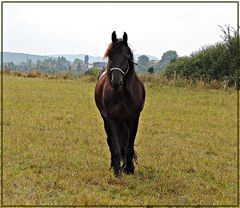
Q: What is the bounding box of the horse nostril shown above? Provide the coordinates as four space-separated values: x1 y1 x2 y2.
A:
111 81 122 89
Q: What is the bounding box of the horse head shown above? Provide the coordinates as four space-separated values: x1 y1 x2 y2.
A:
105 31 133 91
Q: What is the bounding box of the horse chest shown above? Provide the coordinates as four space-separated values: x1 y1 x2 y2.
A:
105 96 131 120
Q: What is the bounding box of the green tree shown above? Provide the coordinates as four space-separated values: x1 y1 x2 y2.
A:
27 59 32 70
148 67 154 74
162 51 178 62
155 50 178 71
91 67 100 76
137 55 150 72
137 55 150 66
84 55 89 65
74 58 83 65
219 25 240 82
56 56 69 71
163 25 239 86
36 60 41 69
7 62 15 69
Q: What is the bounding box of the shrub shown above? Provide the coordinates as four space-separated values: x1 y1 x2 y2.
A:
164 25 239 86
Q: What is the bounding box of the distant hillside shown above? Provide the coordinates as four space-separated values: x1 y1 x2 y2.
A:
3 52 50 64
2 52 159 65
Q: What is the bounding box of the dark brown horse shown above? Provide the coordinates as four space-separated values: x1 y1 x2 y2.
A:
94 31 145 176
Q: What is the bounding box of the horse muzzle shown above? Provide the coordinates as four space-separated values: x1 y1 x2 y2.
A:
111 80 123 91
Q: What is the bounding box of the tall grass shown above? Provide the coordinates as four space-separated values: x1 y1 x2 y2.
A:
138 73 234 90
3 69 234 90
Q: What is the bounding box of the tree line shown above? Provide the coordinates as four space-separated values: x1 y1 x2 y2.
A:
136 51 178 73
4 25 238 85
4 56 91 74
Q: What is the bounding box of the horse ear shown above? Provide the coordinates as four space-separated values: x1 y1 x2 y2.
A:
123 32 128 44
112 31 117 43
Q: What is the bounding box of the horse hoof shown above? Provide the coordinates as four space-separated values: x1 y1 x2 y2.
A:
123 166 135 175
114 169 122 177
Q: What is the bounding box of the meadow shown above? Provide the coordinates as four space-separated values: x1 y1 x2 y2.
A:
2 74 238 206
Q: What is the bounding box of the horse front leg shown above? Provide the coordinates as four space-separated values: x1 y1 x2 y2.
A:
103 117 113 169
104 117 122 176
124 114 140 174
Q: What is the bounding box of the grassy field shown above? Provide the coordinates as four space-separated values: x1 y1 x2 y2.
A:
2 75 238 206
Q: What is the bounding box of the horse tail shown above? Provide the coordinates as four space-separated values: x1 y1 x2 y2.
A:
133 149 138 164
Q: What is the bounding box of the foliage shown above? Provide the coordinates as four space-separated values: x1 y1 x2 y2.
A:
6 62 15 69
154 51 178 71
164 43 233 82
162 50 178 62
164 25 239 86
4 56 71 73
148 67 154 74
91 67 101 76
55 56 70 71
74 58 83 65
137 55 150 72
85 67 100 77
36 58 55 73
84 55 89 64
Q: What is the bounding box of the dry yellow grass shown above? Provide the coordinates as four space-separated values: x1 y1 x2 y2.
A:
2 75 238 206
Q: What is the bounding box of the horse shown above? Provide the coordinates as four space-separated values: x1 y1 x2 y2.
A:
94 31 145 176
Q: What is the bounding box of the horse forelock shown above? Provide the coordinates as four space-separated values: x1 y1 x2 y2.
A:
104 39 132 59
104 40 135 80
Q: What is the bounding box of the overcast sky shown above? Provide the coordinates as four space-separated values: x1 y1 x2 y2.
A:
3 2 237 59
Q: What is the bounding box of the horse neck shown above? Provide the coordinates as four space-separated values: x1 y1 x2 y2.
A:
106 63 112 79
124 65 136 90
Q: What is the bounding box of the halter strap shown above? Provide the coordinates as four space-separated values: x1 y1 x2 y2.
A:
110 67 129 76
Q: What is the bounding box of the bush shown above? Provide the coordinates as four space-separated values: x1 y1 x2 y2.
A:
26 70 44 78
164 25 239 86
85 67 100 80
164 43 233 81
